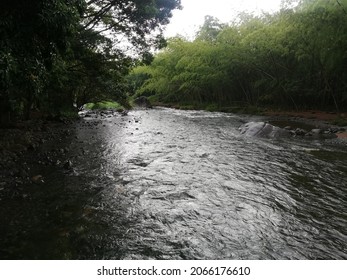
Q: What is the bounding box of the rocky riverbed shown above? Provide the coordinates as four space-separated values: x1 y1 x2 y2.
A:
0 110 125 199
264 111 347 138
0 118 72 197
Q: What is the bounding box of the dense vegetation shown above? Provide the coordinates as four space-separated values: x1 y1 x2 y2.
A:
0 0 181 123
129 0 347 112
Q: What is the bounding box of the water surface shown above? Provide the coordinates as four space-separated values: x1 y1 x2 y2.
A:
1 108 346 259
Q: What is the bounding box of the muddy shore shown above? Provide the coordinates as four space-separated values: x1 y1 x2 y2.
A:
264 110 347 138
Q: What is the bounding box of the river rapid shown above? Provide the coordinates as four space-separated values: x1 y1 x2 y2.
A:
1 108 346 259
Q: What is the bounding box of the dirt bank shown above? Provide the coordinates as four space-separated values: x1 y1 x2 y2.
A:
266 110 344 119
264 110 347 138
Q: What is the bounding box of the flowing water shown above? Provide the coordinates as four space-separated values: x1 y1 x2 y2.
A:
1 108 346 259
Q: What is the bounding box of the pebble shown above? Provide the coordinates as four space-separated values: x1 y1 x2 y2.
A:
31 175 44 184
63 160 73 170
311 129 322 134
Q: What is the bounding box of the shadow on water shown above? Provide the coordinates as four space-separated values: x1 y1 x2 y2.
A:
1 108 347 259
0 119 138 259
0 164 135 259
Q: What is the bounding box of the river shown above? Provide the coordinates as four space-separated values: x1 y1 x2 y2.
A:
1 108 346 259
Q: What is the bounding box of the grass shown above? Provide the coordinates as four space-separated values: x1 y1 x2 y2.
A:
84 101 124 111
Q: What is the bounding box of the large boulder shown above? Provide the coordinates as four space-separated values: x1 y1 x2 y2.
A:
240 122 291 138
134 96 152 108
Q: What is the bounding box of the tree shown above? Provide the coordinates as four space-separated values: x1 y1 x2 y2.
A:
0 0 181 123
81 0 181 55
0 0 83 121
196 15 225 42
130 0 347 111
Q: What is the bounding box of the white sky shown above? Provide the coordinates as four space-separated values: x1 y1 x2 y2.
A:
164 0 283 38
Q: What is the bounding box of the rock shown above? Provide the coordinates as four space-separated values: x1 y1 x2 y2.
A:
284 126 292 130
28 143 37 150
311 128 322 134
329 127 339 134
240 122 291 138
134 96 152 108
63 160 73 170
294 128 307 136
31 175 44 184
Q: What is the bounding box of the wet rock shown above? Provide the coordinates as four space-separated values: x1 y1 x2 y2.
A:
240 122 291 138
134 96 152 108
63 160 73 170
31 175 44 184
294 128 307 136
311 129 322 134
28 143 38 150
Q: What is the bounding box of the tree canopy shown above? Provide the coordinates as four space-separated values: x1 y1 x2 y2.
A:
0 0 181 122
129 0 347 112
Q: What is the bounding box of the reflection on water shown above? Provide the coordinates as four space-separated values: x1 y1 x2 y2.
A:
1 108 346 259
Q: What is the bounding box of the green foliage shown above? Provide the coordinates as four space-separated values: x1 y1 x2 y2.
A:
0 0 181 123
84 101 124 111
131 0 347 112
196 15 225 42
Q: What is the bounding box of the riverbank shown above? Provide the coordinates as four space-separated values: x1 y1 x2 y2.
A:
151 101 347 136
0 109 131 195
0 118 76 196
263 110 347 138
